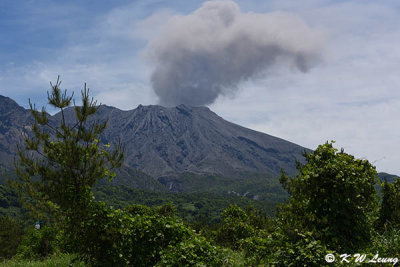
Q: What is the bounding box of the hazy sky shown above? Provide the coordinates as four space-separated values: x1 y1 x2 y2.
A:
1 0 399 175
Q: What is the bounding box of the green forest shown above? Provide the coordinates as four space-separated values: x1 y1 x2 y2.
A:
1 81 400 266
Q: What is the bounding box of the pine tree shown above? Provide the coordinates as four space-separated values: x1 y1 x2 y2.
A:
10 76 124 224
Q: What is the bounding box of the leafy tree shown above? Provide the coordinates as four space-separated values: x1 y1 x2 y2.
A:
215 205 255 249
279 141 379 251
10 77 124 243
244 205 271 230
377 178 400 229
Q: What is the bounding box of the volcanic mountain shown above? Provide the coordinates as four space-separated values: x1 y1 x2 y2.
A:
0 95 32 169
0 95 307 193
58 104 306 177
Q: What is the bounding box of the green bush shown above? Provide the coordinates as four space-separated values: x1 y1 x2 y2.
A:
0 216 24 259
215 205 255 249
243 228 332 266
273 231 332 267
157 235 224 266
16 226 60 260
244 206 271 231
65 201 218 266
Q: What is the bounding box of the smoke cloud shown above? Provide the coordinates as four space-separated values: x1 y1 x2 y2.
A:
145 0 325 106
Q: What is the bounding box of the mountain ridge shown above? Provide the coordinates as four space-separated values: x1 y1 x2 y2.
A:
0 94 306 179
85 103 308 178
1 94 397 194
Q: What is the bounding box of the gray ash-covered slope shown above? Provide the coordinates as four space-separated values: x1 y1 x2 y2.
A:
0 96 32 168
66 104 307 179
0 95 307 179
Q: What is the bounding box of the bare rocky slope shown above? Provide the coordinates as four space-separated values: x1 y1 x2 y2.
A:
0 95 32 169
55 104 307 178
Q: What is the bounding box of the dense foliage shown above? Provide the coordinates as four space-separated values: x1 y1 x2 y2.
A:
378 178 400 228
242 228 331 266
16 226 60 260
157 235 223 266
0 185 29 223
0 217 23 260
215 205 256 249
280 141 379 251
62 200 210 266
93 185 277 224
158 171 287 202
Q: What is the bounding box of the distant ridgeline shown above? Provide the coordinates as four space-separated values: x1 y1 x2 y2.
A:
0 94 398 223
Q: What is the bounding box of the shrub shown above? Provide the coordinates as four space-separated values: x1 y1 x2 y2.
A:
157 235 224 266
16 226 60 260
273 231 332 266
0 216 24 259
243 228 332 266
65 201 203 266
215 205 255 249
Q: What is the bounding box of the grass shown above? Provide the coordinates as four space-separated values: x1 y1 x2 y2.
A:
0 254 85 267
0 251 248 267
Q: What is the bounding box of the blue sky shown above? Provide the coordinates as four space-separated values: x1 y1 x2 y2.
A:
1 0 400 174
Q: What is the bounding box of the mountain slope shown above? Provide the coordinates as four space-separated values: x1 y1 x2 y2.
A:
0 96 32 168
56 104 308 179
1 95 305 190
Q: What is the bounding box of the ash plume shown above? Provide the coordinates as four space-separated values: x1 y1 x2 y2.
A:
145 0 325 106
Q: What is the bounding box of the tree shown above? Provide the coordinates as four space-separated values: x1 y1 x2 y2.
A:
378 178 400 229
11 76 124 226
279 141 379 251
215 205 255 249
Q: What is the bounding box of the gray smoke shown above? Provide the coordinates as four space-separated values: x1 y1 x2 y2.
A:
145 0 324 106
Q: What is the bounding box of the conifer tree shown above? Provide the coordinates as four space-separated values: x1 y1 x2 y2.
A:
11 77 124 223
